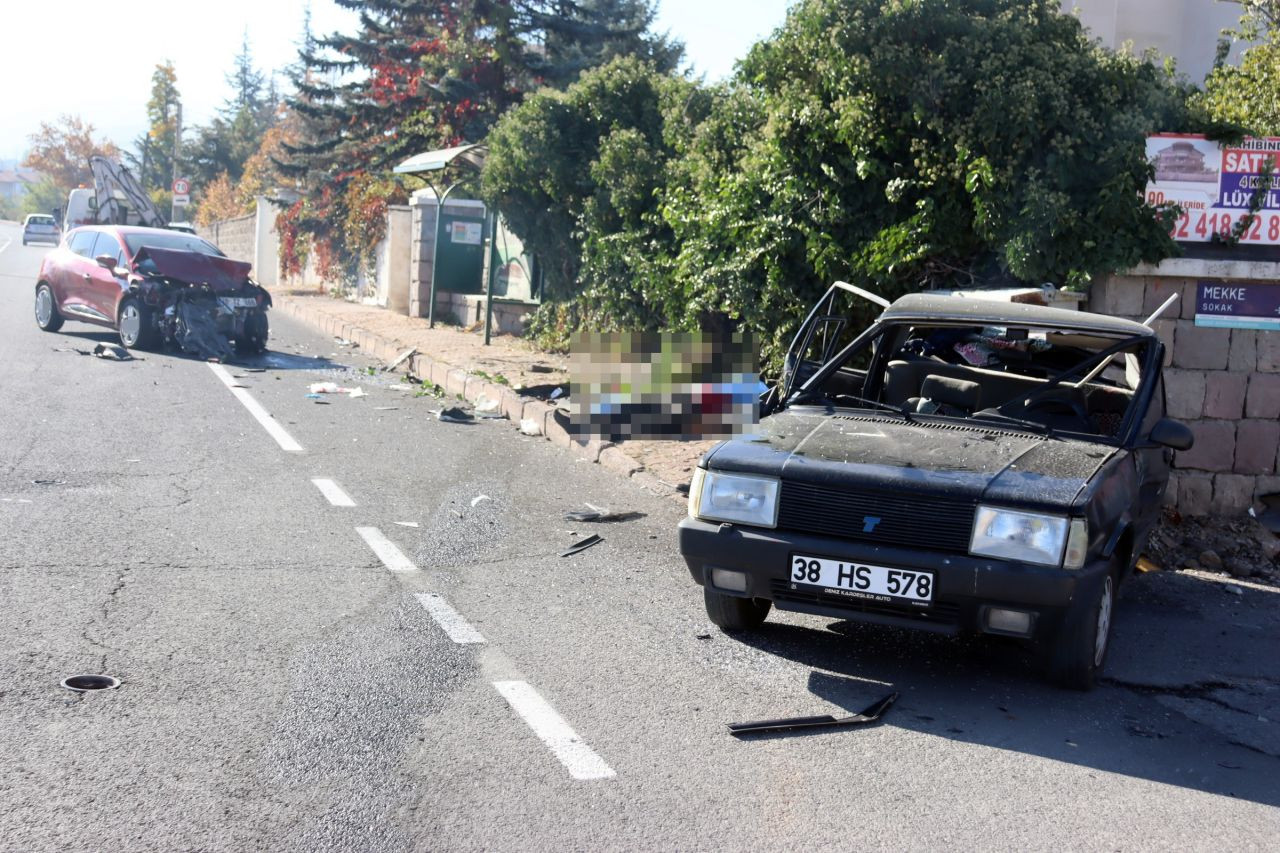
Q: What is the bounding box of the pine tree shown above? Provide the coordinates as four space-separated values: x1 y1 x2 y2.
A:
274 0 683 283
279 0 684 187
130 62 182 196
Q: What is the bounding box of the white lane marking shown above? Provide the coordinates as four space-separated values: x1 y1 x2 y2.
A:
0 237 12 254
312 478 356 507
414 593 486 644
493 681 616 780
356 526 418 572
207 363 303 453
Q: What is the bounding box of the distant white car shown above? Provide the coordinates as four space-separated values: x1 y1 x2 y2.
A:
22 214 60 246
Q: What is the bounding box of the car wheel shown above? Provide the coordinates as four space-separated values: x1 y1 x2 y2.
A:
34 283 64 332
118 298 158 350
235 310 269 355
1047 563 1117 691
704 585 772 631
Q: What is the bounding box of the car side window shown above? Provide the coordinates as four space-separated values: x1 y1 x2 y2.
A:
91 232 126 267
68 231 97 257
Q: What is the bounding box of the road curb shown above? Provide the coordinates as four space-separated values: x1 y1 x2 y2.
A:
274 294 681 503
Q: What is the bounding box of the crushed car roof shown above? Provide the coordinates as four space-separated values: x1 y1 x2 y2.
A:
881 293 1155 337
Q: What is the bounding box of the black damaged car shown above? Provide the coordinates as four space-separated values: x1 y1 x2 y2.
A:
679 287 1193 689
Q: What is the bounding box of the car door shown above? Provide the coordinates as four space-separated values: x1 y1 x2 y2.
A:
55 230 102 320
1134 370 1172 528
772 282 890 411
82 231 129 325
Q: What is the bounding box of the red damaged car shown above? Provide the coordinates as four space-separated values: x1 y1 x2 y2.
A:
33 225 270 359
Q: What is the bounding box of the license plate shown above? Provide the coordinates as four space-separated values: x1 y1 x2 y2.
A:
789 554 934 606
219 297 258 311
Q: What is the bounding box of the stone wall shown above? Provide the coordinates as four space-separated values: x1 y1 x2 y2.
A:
1090 260 1280 515
197 213 256 265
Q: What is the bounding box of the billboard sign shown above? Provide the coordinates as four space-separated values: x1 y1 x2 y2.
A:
1145 134 1280 244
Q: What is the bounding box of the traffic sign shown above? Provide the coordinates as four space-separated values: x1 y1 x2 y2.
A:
172 178 190 195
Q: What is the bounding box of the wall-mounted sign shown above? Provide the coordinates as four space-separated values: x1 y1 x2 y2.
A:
1195 281 1280 330
1146 134 1280 245
450 221 483 245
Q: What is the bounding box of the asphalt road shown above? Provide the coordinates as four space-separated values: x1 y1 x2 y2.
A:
1 220 1277 851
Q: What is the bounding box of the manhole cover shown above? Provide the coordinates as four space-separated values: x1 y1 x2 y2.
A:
60 675 120 692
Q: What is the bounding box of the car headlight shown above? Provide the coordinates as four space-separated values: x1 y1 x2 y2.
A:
689 468 779 528
970 506 1087 568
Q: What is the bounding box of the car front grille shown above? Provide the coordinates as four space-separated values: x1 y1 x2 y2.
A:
776 481 975 554
769 580 962 627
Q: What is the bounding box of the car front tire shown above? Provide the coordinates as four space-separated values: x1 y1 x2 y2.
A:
118 297 158 350
35 283 64 332
235 310 269 355
704 585 772 631
1047 563 1117 691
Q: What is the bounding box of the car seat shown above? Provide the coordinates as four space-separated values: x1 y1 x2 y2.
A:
906 375 982 416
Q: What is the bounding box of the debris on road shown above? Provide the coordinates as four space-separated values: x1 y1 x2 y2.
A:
335 337 359 348
375 406 400 411
92 343 133 361
550 387 564 400
309 381 364 398
1144 507 1279 586
394 521 420 528
471 495 492 507
519 418 543 436
727 692 899 736
32 479 65 486
438 407 475 424
385 348 417 372
476 395 501 414
389 383 416 392
565 503 646 523
1135 556 1160 573
560 534 603 557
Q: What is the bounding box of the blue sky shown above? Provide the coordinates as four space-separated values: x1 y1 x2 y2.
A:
2 1 794 163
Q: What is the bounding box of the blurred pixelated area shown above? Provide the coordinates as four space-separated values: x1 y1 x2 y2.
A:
569 332 759 441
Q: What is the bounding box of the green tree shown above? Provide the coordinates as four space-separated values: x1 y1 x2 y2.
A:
664 0 1192 365
483 57 706 326
1201 2 1280 134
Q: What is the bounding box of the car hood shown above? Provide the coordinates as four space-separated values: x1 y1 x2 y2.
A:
707 408 1117 510
134 246 251 293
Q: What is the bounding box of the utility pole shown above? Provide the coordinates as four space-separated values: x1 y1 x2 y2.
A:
170 101 182 224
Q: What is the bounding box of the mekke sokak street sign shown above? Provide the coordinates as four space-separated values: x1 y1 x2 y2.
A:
1146 134 1280 245
1195 281 1280 331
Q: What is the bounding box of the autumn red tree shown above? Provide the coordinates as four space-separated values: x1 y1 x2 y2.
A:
22 115 121 190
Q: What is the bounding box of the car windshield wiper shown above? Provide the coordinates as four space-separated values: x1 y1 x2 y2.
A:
968 408 1055 436
815 393 915 421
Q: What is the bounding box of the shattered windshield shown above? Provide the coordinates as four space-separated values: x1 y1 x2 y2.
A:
124 232 224 258
799 320 1153 440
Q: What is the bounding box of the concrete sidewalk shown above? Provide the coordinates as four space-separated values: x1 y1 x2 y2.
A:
271 290 711 502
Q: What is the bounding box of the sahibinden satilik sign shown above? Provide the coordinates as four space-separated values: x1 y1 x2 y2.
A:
1145 133 1280 245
